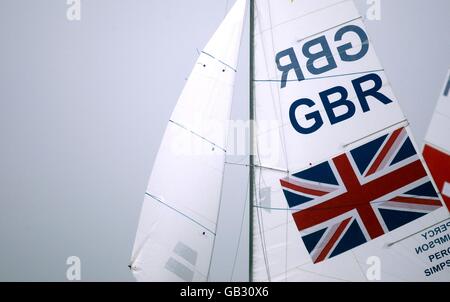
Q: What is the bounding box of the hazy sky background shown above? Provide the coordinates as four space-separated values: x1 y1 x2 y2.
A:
0 0 449 281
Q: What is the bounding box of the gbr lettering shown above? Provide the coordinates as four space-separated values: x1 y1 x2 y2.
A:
275 25 394 134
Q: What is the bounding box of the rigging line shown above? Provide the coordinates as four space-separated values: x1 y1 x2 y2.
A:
257 220 291 235
267 1 290 171
201 51 237 72
272 259 353 282
145 193 216 235
254 69 384 83
256 0 352 36
207 148 228 281
295 267 353 282
225 161 289 173
267 0 292 280
230 180 250 282
386 217 450 248
169 120 227 152
342 120 409 148
351 251 368 281
259 166 274 280
251 137 273 281
256 171 272 281
285 203 288 282
252 0 290 174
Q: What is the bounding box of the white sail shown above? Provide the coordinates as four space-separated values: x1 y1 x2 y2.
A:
130 0 246 282
423 69 450 209
251 0 450 281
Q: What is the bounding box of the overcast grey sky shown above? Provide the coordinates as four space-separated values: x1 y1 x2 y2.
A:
0 0 449 281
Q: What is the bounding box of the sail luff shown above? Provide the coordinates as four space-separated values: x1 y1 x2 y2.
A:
130 0 246 282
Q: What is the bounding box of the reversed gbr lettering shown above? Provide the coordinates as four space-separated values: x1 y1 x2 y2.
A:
275 24 369 88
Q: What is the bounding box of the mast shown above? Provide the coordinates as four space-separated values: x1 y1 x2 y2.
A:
249 0 255 283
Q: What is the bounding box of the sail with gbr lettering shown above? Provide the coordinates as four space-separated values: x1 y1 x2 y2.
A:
250 0 450 281
130 0 246 282
423 69 450 210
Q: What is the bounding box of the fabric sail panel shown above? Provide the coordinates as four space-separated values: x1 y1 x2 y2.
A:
251 0 450 281
130 0 246 282
423 69 450 209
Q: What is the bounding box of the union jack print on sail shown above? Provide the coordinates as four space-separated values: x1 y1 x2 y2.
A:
280 127 443 264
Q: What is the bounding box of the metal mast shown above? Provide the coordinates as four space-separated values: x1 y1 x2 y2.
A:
249 0 255 283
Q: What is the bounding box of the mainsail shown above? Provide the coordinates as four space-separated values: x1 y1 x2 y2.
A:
423 69 450 209
251 0 450 281
130 0 246 281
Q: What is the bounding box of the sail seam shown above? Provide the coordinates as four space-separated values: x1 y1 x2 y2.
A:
296 16 362 43
254 68 384 83
169 120 227 152
387 217 450 248
145 192 216 235
343 119 409 148
256 0 352 36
